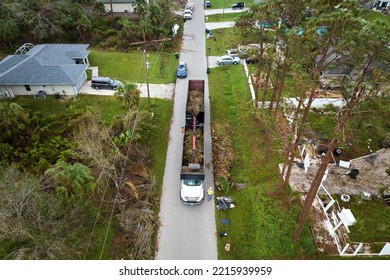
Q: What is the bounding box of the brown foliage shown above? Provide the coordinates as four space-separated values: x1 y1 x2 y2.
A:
183 127 204 165
187 90 204 116
212 123 234 190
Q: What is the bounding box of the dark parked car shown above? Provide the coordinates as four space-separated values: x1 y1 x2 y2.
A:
245 57 258 64
91 77 121 90
232 2 245 10
204 1 211 8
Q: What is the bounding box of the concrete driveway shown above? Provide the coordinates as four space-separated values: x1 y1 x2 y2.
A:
206 21 235 30
79 80 175 99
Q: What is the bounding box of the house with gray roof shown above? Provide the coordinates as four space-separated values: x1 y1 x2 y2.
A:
0 44 90 98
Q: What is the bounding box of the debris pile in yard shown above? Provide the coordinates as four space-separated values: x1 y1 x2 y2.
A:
287 148 390 195
187 90 204 117
183 127 204 165
216 196 235 211
251 73 273 91
211 122 234 190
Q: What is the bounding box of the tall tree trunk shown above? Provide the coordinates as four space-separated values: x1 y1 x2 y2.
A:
277 93 304 192
110 0 113 18
282 86 317 190
272 45 289 118
261 59 273 108
268 63 280 116
254 35 265 117
294 139 337 242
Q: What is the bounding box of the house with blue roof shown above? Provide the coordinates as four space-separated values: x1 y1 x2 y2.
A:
0 44 90 98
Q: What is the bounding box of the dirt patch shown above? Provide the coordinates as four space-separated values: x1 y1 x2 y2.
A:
287 148 390 195
306 195 342 254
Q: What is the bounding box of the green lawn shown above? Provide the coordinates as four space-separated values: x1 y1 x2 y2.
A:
362 10 390 26
206 28 243 56
338 195 390 244
209 65 316 259
206 0 253 9
306 95 390 158
206 12 241 22
89 49 178 84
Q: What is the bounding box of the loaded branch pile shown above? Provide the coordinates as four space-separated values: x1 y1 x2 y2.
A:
183 128 204 165
187 90 204 117
212 123 234 190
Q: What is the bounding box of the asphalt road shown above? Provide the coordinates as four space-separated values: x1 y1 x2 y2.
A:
155 0 218 260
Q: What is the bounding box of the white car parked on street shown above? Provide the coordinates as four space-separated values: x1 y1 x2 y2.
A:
183 10 192 20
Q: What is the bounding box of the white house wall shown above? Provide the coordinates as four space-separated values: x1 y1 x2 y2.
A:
8 85 77 96
104 3 135 13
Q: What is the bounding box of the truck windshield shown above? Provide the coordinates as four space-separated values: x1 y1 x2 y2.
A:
183 180 201 186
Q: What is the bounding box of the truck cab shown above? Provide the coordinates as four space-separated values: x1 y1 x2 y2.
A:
180 176 204 205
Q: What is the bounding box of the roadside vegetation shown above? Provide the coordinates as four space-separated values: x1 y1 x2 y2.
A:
209 64 316 259
0 93 172 259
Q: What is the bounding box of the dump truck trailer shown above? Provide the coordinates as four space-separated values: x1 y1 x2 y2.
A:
180 80 205 205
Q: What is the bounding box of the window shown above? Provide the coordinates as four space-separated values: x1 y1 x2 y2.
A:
24 85 31 91
75 59 85 64
183 180 202 186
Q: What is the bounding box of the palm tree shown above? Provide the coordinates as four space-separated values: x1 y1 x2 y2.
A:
115 82 141 109
132 0 147 20
0 103 28 138
45 160 95 197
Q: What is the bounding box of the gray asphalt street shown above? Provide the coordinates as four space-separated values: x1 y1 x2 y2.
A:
155 0 218 260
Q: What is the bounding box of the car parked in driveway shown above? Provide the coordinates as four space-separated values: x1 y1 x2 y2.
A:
91 77 121 90
217 55 240 65
232 2 245 9
245 57 258 64
204 0 211 8
177 61 188 78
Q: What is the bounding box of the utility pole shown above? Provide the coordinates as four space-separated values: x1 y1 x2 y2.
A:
109 0 113 18
144 49 151 111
